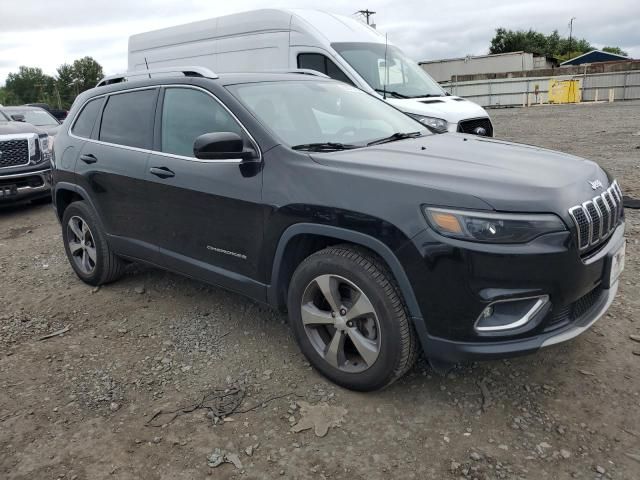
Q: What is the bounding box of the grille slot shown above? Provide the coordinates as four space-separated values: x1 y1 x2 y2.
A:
546 287 603 331
457 117 493 136
0 139 30 169
568 181 623 250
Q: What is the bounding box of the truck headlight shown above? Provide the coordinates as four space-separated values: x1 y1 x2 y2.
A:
423 207 566 243
407 114 448 133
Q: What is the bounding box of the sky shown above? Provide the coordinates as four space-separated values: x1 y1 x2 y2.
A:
1 0 639 84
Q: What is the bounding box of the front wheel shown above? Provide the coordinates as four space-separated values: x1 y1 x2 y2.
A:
287 245 418 391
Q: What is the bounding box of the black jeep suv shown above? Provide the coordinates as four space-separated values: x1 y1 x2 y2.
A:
52 68 626 391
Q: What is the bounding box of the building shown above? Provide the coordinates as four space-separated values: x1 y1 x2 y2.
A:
560 49 631 66
419 51 558 82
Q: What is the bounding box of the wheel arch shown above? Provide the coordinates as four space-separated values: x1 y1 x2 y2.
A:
53 183 98 223
267 223 422 320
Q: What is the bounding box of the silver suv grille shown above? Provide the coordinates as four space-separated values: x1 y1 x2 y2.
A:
568 180 623 250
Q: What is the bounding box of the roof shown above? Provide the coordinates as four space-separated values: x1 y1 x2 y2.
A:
419 51 553 65
560 49 631 66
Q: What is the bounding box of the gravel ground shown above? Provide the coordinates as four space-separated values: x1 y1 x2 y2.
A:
1 100 639 480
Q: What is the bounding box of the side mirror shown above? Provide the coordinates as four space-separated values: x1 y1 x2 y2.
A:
11 114 26 122
193 132 256 161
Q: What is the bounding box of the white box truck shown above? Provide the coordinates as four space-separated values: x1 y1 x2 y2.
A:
128 9 493 136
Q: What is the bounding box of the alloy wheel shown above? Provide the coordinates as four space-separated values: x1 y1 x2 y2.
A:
67 216 97 275
300 274 381 373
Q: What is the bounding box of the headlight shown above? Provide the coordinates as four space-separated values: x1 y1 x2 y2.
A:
423 207 566 243
408 114 448 133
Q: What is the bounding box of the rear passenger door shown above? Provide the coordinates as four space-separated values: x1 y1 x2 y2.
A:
74 88 159 260
145 86 264 291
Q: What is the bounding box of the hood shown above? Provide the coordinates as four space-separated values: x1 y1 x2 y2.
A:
309 133 609 214
40 124 60 136
0 120 46 136
386 96 488 125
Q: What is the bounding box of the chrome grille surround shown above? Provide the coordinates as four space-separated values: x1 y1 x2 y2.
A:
568 180 623 250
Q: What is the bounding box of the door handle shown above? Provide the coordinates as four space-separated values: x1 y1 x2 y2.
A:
80 154 97 164
149 166 175 179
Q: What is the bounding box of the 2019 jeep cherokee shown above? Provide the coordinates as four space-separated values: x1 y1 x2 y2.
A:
51 68 626 391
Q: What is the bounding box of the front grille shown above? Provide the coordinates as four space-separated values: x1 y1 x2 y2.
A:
457 117 494 136
546 287 604 331
568 181 623 251
0 139 30 168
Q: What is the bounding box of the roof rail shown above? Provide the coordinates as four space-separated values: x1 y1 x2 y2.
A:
265 68 330 78
96 66 218 87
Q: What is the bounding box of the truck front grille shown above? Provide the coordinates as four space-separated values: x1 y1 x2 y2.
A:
0 139 30 168
457 118 494 137
568 181 623 251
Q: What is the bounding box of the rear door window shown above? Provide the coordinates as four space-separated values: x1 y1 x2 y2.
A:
160 87 243 158
99 89 157 149
71 98 104 139
297 53 354 85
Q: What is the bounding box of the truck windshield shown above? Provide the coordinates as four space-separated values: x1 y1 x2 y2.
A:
332 42 444 99
228 80 427 149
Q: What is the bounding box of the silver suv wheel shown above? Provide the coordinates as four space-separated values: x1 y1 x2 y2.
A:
301 274 381 373
66 215 97 275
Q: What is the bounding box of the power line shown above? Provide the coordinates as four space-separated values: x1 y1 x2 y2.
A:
355 9 376 25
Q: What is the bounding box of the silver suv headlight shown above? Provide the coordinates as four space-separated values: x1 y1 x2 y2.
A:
423 207 566 243
407 114 448 133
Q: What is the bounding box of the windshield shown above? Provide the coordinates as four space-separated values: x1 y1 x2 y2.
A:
332 42 444 99
228 81 427 149
9 109 59 126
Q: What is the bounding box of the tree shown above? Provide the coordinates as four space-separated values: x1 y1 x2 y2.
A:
1 57 104 109
56 63 76 109
71 57 104 94
602 46 629 57
4 66 55 105
488 28 627 61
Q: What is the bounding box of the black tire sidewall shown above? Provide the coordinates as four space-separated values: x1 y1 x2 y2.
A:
61 201 110 286
288 253 406 391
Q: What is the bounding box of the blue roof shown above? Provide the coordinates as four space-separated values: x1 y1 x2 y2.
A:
560 49 630 66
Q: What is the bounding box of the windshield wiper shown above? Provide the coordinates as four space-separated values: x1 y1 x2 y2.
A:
374 88 409 99
291 142 359 152
367 131 423 146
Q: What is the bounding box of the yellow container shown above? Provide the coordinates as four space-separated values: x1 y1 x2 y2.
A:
548 79 582 104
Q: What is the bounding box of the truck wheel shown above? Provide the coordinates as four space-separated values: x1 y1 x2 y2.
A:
61 201 125 286
287 245 418 391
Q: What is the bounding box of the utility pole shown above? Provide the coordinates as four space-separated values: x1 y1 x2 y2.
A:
568 17 576 52
356 9 376 25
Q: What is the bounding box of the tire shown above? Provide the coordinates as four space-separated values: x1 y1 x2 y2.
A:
61 201 125 286
287 245 418 391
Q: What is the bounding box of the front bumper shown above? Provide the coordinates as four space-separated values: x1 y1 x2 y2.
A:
0 167 52 202
420 280 617 362
397 220 625 362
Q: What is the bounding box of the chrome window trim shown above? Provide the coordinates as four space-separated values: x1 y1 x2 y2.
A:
68 84 262 165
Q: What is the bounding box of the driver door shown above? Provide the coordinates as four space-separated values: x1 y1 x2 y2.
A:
145 85 264 288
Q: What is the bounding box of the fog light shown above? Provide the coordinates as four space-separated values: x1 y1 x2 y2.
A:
475 295 549 333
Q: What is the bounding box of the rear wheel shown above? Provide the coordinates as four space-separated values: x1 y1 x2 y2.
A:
287 245 418 391
61 201 125 285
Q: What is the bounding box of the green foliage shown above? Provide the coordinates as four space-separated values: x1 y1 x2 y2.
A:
602 46 629 57
1 57 104 109
489 28 626 61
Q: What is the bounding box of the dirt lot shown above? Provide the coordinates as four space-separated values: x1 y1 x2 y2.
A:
1 101 639 480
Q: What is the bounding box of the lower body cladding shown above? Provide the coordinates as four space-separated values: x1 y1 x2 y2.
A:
0 168 52 203
397 221 626 363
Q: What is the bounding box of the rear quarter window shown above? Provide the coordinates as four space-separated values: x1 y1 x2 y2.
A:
71 98 104 138
99 89 157 149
